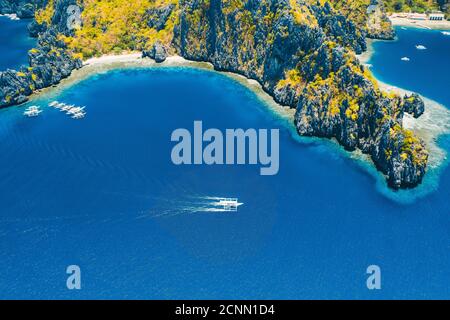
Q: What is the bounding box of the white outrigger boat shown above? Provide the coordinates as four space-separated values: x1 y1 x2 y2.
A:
67 106 85 115
214 198 243 212
71 112 86 119
47 101 87 119
23 106 42 117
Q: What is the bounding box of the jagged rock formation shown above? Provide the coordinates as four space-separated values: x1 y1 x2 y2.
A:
0 0 429 189
332 0 395 40
146 3 176 31
173 0 427 189
366 1 395 40
0 0 82 107
403 93 425 118
0 0 46 18
0 28 82 107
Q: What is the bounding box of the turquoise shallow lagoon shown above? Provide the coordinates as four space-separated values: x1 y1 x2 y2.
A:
0 27 448 299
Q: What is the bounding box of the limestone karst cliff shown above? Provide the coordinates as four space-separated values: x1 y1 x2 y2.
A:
0 0 429 189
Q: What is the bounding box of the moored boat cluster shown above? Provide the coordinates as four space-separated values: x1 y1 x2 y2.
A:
49 101 86 119
23 101 87 119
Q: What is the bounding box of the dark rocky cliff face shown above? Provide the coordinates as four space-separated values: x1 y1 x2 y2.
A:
0 0 46 18
0 0 82 108
0 0 428 189
366 1 395 40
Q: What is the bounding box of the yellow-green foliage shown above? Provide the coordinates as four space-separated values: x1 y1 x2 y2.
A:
60 0 180 59
289 0 318 27
390 124 428 165
385 149 392 160
222 0 244 15
35 0 55 25
16 72 26 77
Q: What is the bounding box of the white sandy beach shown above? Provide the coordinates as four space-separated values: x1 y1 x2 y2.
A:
389 16 450 30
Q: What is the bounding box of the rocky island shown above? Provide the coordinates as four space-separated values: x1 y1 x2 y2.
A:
0 0 429 189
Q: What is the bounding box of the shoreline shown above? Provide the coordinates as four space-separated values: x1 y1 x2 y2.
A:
30 52 295 121
389 16 450 30
23 49 449 202
356 36 450 170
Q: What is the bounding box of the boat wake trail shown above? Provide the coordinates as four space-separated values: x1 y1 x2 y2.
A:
152 196 243 216
101 192 243 219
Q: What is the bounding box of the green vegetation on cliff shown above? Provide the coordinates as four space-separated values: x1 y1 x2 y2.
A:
25 0 429 188
54 0 180 59
384 0 440 13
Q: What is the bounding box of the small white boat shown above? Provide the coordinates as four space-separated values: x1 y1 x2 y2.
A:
49 101 59 107
401 57 410 61
67 106 84 114
442 31 450 36
215 198 243 211
415 45 427 50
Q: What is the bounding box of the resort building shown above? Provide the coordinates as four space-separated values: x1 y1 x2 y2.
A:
429 12 445 21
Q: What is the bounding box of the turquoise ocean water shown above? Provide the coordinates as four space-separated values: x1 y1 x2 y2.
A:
0 23 448 299
0 16 35 70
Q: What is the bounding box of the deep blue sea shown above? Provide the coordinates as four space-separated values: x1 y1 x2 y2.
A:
370 27 450 109
0 16 35 71
0 26 449 299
